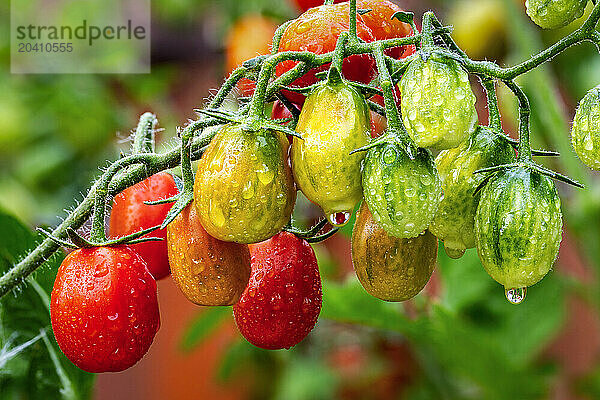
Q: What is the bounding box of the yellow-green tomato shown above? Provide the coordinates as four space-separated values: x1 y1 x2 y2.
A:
430 126 516 259
292 79 371 226
352 202 438 302
400 53 478 150
194 123 296 244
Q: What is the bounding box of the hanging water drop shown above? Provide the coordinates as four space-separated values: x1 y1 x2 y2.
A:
327 211 351 227
505 287 527 305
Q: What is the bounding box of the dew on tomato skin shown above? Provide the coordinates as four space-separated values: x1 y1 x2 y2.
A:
93 262 109 278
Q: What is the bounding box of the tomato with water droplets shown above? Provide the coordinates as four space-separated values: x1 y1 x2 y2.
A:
358 0 416 60
233 231 322 350
50 246 160 373
430 126 516 259
352 202 438 302
400 53 478 150
526 0 587 29
362 143 442 238
109 172 178 280
292 78 371 226
194 123 296 244
167 203 251 306
571 85 600 170
475 167 563 290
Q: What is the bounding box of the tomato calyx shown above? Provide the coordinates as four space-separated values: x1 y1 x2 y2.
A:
473 160 584 198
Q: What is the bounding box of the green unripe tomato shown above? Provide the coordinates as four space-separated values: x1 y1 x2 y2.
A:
525 0 587 29
292 78 371 226
362 142 443 238
571 85 600 170
352 202 438 302
430 127 516 259
194 123 296 244
475 167 562 290
400 53 478 150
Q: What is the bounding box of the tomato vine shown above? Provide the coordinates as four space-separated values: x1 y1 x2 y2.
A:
1 0 599 300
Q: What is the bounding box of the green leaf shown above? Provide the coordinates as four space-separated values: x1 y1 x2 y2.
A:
437 247 495 312
0 210 95 400
272 357 338 400
179 307 230 352
321 277 424 337
391 11 415 24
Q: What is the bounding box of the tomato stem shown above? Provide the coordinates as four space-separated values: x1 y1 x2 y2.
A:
330 32 348 75
503 80 532 162
132 112 157 154
349 0 358 40
481 78 502 132
372 45 413 150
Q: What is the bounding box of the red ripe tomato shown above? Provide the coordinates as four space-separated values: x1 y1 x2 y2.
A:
233 232 322 350
225 15 278 97
358 0 416 59
271 100 299 142
292 0 344 12
51 246 160 373
275 3 377 105
109 172 178 280
271 100 296 122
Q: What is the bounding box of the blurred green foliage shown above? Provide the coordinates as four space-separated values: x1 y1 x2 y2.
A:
0 209 95 399
2 0 600 398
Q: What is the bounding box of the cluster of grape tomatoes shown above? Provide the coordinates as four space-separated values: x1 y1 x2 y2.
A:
49 0 600 375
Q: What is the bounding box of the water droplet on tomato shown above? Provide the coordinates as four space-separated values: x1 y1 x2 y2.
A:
93 261 109 278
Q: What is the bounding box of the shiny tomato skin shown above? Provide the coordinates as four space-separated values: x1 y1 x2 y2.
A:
226 15 278 97
109 172 178 280
167 203 251 306
194 124 296 244
358 0 416 59
233 232 322 350
50 246 160 373
275 3 377 105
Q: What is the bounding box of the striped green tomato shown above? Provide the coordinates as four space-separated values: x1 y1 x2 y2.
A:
475 167 562 290
526 0 588 29
571 85 600 170
362 142 442 238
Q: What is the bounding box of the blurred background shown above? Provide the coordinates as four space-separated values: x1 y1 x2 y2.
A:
1 0 600 399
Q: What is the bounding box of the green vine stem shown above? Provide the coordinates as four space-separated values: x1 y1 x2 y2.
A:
132 112 157 154
349 0 358 40
1 2 599 299
372 45 409 143
503 80 532 162
481 78 502 132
